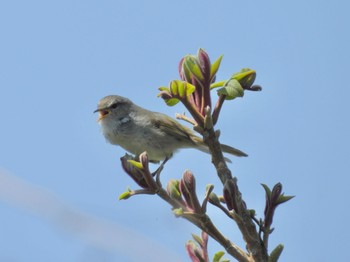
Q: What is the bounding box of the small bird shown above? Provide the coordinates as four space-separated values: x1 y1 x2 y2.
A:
94 95 247 162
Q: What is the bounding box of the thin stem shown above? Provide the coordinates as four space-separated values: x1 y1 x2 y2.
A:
262 226 271 251
212 95 226 126
202 80 212 117
182 98 205 127
175 113 197 126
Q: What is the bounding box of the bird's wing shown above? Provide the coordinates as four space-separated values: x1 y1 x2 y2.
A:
152 115 197 145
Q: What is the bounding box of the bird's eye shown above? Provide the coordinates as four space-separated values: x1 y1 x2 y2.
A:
110 103 118 109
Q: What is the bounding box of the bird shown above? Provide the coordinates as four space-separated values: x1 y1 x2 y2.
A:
94 95 247 163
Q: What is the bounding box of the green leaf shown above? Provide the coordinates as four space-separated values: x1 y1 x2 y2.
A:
158 86 169 92
191 234 204 247
127 160 143 169
118 191 132 200
182 60 192 82
167 179 182 200
276 195 295 205
212 251 225 262
184 55 204 81
261 183 272 198
268 244 284 262
210 81 226 90
209 192 221 205
206 184 214 191
210 55 223 80
169 80 195 100
170 80 179 95
217 79 244 100
185 82 196 96
232 68 256 89
178 81 186 97
165 98 180 106
173 208 184 216
249 209 256 217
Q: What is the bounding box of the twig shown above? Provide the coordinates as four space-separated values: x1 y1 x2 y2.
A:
156 186 251 262
175 113 197 126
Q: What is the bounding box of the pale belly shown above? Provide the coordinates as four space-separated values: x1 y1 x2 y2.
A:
100 119 178 161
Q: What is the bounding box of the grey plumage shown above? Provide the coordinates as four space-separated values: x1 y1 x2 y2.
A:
95 95 247 162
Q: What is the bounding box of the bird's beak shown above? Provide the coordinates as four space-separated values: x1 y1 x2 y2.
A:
94 108 110 121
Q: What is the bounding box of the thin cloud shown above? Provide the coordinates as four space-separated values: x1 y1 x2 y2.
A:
0 170 183 262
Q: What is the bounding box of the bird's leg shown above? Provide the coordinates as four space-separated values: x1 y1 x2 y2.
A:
152 156 170 177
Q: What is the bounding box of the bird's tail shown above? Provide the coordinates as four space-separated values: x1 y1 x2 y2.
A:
193 137 248 162
220 143 248 157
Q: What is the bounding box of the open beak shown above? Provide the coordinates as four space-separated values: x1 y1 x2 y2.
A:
94 108 110 121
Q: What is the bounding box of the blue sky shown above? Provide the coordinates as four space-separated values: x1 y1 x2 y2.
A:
1 0 349 261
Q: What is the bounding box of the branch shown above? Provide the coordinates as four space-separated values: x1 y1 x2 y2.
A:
120 154 252 261
202 113 268 261
157 187 250 261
